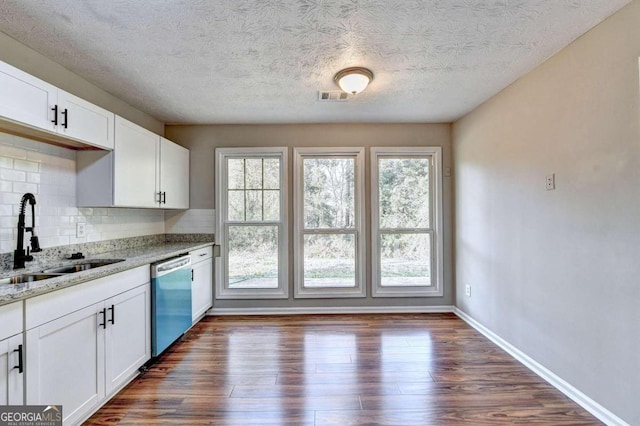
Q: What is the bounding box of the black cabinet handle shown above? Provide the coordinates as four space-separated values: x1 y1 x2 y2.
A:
13 344 23 374
108 304 115 325
99 308 106 329
157 191 162 203
51 105 58 125
191 269 194 281
61 108 68 129
162 192 166 204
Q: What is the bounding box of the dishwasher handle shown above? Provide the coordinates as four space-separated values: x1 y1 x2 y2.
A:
153 255 191 278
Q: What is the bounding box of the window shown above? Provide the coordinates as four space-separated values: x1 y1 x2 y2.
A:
293 148 365 298
371 147 444 297
215 148 288 299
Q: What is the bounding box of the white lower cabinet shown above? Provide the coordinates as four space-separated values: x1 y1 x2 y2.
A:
25 266 150 426
26 303 105 425
105 284 150 395
0 301 23 405
191 246 213 323
0 334 24 405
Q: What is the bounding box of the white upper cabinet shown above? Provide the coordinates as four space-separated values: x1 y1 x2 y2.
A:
0 59 115 150
160 137 190 209
58 90 115 149
77 116 189 209
113 116 160 208
0 60 57 132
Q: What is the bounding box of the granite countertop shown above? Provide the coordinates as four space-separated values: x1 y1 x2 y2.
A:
0 240 214 306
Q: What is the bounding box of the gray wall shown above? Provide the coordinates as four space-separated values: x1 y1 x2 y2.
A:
166 123 454 308
453 1 640 424
0 31 163 134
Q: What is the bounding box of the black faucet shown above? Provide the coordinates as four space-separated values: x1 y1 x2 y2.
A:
14 193 42 270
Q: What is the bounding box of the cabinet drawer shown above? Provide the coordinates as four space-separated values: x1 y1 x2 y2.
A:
0 301 23 340
26 265 150 330
190 246 213 263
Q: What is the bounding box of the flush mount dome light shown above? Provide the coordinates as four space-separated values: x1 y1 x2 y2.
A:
334 67 374 95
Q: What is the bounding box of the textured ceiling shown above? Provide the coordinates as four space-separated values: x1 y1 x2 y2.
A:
0 0 631 124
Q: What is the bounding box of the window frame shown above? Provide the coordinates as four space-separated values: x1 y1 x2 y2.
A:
214 147 289 299
371 146 444 297
293 147 366 298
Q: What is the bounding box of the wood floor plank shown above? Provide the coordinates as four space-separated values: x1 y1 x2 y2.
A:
205 410 316 426
360 392 540 411
178 394 362 412
141 370 278 386
276 370 436 385
398 381 551 395
230 382 401 398
85 313 601 425
315 407 600 426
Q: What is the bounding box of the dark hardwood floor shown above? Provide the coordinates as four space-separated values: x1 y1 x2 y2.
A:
85 313 601 425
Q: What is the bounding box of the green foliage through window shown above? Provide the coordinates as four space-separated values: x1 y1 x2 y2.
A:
227 157 280 222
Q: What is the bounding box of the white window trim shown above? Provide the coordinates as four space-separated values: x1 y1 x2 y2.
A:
371 146 444 297
293 147 366 298
214 147 289 299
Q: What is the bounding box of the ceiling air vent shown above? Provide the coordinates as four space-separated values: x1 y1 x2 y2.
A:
318 91 348 102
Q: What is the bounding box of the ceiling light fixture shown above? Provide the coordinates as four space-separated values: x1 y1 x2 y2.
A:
334 67 374 95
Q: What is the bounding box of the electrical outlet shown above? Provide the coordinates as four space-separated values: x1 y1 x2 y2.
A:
76 222 86 238
546 173 555 190
465 284 471 297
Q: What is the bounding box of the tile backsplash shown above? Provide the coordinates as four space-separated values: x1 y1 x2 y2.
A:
0 133 165 254
165 208 215 234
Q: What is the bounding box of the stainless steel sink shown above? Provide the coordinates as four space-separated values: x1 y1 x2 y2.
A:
0 259 125 285
43 259 125 274
0 273 63 285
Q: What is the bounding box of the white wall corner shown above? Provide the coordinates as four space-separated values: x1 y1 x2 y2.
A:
453 307 630 426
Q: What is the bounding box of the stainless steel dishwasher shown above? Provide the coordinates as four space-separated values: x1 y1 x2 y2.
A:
151 255 192 357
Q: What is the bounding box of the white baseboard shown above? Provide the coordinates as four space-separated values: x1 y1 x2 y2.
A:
210 305 454 316
453 307 629 426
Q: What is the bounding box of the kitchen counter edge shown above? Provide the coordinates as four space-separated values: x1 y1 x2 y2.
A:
0 241 214 306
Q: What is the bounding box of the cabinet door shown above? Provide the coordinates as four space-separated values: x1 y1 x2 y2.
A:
0 334 24 405
104 283 150 395
160 137 190 209
58 90 115 149
0 60 57 132
192 258 213 322
26 303 105 426
114 116 160 207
